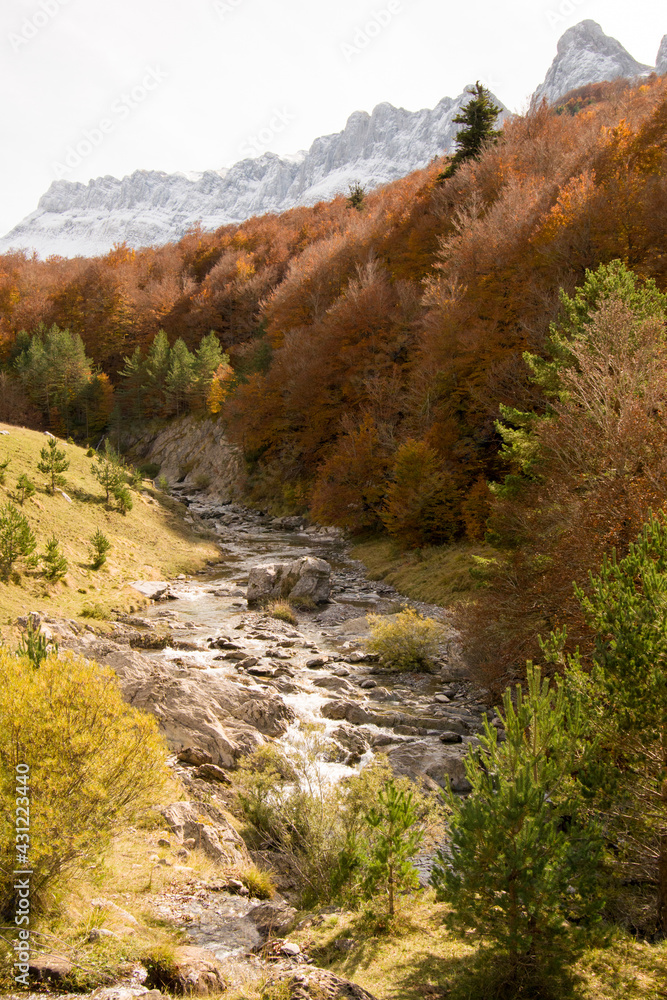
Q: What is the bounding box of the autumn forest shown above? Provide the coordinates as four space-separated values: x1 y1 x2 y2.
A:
2 74 667 685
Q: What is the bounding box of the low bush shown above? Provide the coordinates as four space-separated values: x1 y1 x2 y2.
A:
0 650 169 918
267 601 297 625
366 607 444 671
234 740 437 908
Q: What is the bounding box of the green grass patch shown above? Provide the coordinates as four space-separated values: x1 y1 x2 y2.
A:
351 538 495 607
0 423 219 633
291 894 667 1000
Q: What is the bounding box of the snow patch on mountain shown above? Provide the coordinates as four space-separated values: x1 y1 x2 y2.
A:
533 19 652 106
0 90 501 259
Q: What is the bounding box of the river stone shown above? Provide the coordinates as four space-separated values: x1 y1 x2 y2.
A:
380 738 470 791
247 556 331 605
248 899 298 940
129 580 171 600
160 946 226 996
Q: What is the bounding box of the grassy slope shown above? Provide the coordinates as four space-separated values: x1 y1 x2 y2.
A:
0 423 219 632
350 538 494 608
290 899 667 1000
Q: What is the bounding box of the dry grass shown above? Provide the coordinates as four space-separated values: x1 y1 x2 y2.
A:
351 538 494 608
289 893 667 1000
0 423 219 634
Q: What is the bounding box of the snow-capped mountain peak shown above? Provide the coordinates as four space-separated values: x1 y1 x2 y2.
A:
532 19 653 106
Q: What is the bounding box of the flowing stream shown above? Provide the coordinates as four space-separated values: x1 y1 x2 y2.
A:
139 491 487 962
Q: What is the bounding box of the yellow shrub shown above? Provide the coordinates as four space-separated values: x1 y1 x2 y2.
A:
366 607 444 671
0 650 169 916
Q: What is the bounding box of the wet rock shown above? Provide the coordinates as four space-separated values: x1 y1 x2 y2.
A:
332 725 369 761
313 676 354 694
306 656 328 669
247 556 331 605
381 738 469 792
248 899 298 940
71 643 295 767
439 732 463 744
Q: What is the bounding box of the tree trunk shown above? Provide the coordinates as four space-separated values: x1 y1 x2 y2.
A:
658 728 667 936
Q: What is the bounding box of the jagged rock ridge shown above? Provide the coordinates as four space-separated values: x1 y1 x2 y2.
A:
0 90 503 259
3 20 666 260
533 19 653 106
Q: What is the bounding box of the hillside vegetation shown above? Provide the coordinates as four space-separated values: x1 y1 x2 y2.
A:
2 75 667 677
0 424 218 629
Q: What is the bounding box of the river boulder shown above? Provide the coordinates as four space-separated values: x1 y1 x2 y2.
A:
247 556 331 605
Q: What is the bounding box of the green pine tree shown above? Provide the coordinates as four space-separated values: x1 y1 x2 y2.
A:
92 440 124 503
360 779 424 918
192 332 225 410
0 503 36 579
431 664 603 978
165 338 195 415
10 474 36 506
37 437 70 495
40 535 68 582
571 511 667 935
113 483 133 515
143 329 171 413
439 81 503 180
89 529 111 569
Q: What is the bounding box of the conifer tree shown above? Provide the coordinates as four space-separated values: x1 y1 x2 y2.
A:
439 81 503 179
361 779 423 918
89 529 111 569
572 511 667 935
37 437 70 494
143 329 171 413
10 474 36 506
0 503 36 579
92 440 124 503
165 337 195 415
431 665 603 977
40 535 68 582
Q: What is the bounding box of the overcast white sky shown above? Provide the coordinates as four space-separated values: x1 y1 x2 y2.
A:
1 0 666 237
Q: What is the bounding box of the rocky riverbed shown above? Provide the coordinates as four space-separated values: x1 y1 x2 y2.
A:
30 492 497 996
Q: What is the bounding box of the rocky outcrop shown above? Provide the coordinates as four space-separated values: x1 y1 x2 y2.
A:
657 35 667 75
68 637 295 767
533 20 652 106
148 945 226 996
160 801 249 866
135 414 243 499
1 90 505 259
266 969 378 1000
247 557 332 606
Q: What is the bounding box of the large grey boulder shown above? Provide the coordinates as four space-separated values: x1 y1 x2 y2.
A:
381 737 471 793
160 801 249 866
247 556 331 605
